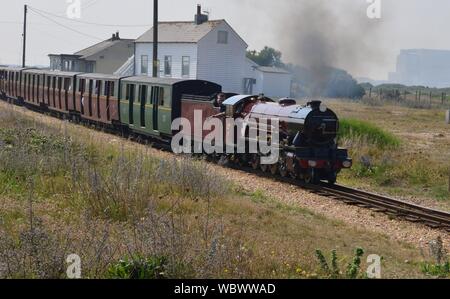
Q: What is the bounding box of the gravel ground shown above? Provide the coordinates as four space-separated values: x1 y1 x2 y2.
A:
3 102 449 253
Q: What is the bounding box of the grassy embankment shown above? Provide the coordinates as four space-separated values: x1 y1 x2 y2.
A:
329 99 450 206
0 104 446 279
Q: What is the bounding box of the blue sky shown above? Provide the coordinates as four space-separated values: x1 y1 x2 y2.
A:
1 0 449 79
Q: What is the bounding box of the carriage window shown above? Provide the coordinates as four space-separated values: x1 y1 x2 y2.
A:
163 87 171 107
57 77 62 90
52 77 56 89
79 79 85 93
126 84 135 101
109 81 115 97
95 80 102 95
88 80 94 94
159 87 164 106
139 85 147 104
64 78 71 91
120 83 128 100
103 81 109 96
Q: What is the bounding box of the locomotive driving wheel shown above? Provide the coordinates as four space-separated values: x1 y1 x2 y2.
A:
250 154 260 170
279 162 288 177
260 163 269 173
270 163 278 175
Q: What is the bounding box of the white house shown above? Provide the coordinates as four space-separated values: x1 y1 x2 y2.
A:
127 5 292 97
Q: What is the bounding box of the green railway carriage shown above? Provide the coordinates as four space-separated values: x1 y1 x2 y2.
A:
119 76 221 140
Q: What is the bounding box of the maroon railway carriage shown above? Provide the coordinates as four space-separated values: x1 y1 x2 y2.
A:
22 69 47 109
75 73 122 125
0 67 27 104
43 71 82 115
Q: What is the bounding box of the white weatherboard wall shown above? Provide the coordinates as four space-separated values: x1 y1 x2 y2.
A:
259 72 292 98
197 22 248 93
134 43 198 79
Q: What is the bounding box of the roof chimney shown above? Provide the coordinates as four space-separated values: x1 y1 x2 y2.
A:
195 4 208 25
111 31 120 41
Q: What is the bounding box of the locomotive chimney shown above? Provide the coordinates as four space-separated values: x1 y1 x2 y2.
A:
308 100 322 109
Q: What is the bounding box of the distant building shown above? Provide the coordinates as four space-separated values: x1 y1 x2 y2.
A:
48 32 134 74
389 49 450 87
116 5 291 97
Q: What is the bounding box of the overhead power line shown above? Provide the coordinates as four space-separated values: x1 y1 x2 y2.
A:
29 5 152 28
28 7 103 41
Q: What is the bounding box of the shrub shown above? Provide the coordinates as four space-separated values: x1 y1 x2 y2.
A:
421 262 450 278
107 255 169 279
315 247 365 279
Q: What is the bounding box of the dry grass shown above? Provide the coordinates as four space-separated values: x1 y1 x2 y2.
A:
0 102 446 279
322 99 450 210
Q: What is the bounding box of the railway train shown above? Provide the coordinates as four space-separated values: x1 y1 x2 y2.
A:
0 66 352 184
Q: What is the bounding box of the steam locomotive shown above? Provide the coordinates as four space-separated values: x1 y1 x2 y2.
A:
0 66 351 184
182 94 352 184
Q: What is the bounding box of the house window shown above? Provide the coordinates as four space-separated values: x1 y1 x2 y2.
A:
141 55 148 75
218 31 228 44
164 56 172 76
182 56 190 77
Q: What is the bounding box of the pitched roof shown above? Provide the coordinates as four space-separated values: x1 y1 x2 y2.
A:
75 38 133 59
135 20 224 43
257 66 291 74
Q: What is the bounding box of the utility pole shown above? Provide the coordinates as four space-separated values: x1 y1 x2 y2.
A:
152 0 158 77
22 4 28 68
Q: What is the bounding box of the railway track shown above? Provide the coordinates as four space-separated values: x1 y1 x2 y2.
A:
2 98 450 232
308 183 450 232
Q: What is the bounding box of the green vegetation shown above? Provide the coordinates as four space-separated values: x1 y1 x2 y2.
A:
315 248 367 279
339 119 400 149
421 262 450 278
107 255 170 279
